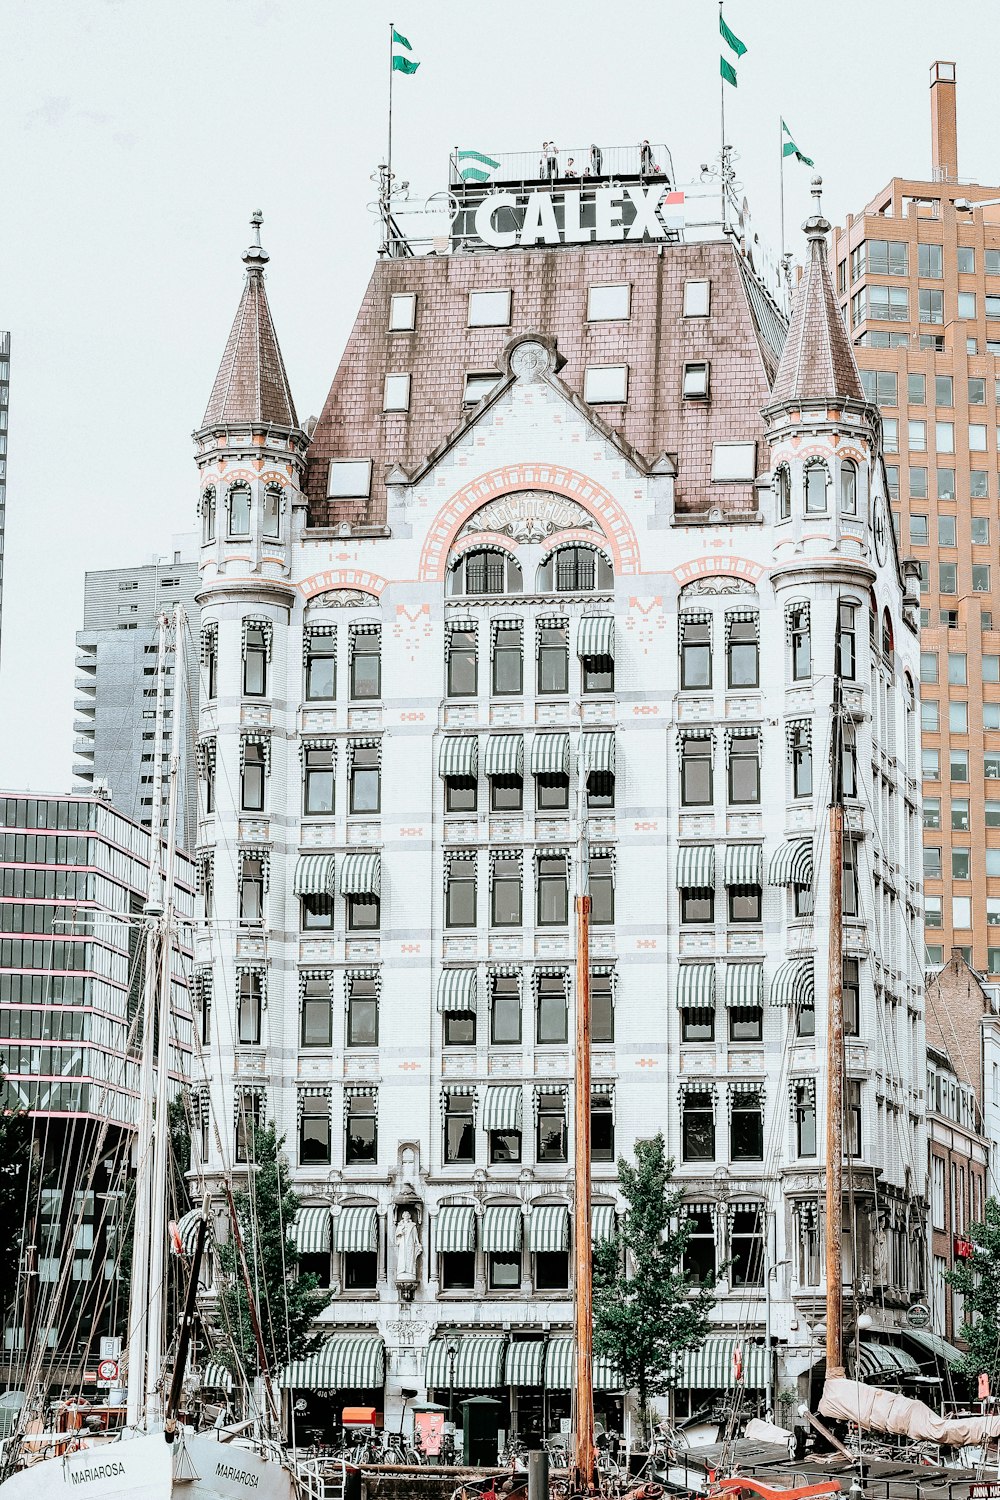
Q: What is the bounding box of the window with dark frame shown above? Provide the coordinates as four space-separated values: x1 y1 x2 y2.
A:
491 974 521 1044
347 975 378 1047
795 1083 817 1157
237 969 262 1046
301 891 334 929
489 1127 521 1165
536 772 569 811
591 971 614 1044
440 1252 476 1290
844 958 860 1037
845 1079 862 1157
347 894 380 931
243 625 268 696
683 1207 716 1282
682 1089 715 1160
791 723 813 797
234 1091 262 1164
730 1088 764 1161
681 736 713 806
444 1093 476 1164
349 745 381 814
591 1090 614 1161
202 488 217 543
838 603 857 681
790 605 811 680
445 775 477 813
303 746 335 815
300 977 333 1047
727 619 759 687
536 1092 567 1162
729 1005 762 1041
727 734 760 805
350 631 381 700
305 632 336 700
536 975 568 1044
241 742 265 812
492 624 523 696
447 628 477 697
491 858 522 926
728 883 761 923
681 619 711 689
681 886 714 924
299 1094 331 1165
536 856 568 926
239 859 264 924
490 774 523 811
446 856 476 928
444 1009 476 1047
537 623 569 694
590 855 614 925
776 467 791 519
681 1006 714 1041
730 1206 764 1287
534 1250 569 1290
229 484 251 537
345 1093 377 1164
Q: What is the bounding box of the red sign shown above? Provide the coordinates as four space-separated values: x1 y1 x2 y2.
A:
979 1374 991 1401
955 1236 974 1259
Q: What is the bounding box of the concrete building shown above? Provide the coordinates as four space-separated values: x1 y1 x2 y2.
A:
831 64 1000 977
189 162 926 1441
73 541 200 850
0 791 195 1388
0 331 9 666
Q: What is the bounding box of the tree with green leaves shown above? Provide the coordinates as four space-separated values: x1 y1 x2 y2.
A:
0 1070 35 1321
216 1124 332 1388
593 1133 718 1438
945 1197 1000 1389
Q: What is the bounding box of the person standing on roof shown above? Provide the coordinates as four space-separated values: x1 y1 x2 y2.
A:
589 143 603 176
546 142 559 180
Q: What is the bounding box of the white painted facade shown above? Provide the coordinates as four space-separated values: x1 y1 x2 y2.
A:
190 234 927 1434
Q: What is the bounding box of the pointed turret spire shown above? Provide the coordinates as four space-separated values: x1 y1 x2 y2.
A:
770 177 865 406
201 211 298 428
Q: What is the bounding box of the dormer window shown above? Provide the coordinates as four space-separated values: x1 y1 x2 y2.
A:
804 464 829 515
263 484 282 540
228 484 251 537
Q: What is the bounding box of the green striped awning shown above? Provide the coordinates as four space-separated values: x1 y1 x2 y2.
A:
293 854 337 897
591 1204 618 1244
484 734 524 777
854 1342 921 1379
481 1084 522 1132
426 1334 508 1390
676 845 715 891
725 963 764 1009
202 1362 233 1392
175 1208 203 1255
437 968 478 1013
544 1338 622 1391
768 839 814 887
771 958 815 1007
903 1328 964 1366
282 1335 385 1390
482 1204 523 1252
678 1337 766 1389
339 852 381 896
439 736 479 779
580 731 616 774
293 1205 332 1255
527 1203 570 1253
506 1341 546 1387
436 1203 477 1253
676 964 716 1008
725 845 762 888
531 733 570 776
332 1204 378 1254
577 617 615 659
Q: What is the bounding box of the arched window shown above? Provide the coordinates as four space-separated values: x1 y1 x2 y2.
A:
882 608 894 658
840 461 858 516
228 483 252 538
201 487 216 544
537 545 613 593
804 463 829 515
450 548 522 596
776 466 792 521
263 484 282 540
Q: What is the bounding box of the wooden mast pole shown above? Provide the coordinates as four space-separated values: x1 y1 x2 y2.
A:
825 667 845 1378
573 734 595 1493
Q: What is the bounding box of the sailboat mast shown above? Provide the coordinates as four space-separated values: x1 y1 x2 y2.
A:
126 611 170 1427
145 604 187 1415
572 745 595 1493
825 659 845 1378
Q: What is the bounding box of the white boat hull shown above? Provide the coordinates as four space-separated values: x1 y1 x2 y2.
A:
0 1430 295 1499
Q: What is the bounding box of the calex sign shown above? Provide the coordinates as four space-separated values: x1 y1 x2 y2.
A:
471 185 685 249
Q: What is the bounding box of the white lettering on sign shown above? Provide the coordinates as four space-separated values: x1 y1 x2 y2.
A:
472 187 684 249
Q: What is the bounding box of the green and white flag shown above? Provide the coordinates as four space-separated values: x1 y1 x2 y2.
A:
457 150 501 183
391 28 419 74
781 118 814 168
720 10 746 88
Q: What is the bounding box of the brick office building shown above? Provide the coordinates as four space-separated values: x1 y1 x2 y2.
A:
188 157 926 1436
832 65 1000 976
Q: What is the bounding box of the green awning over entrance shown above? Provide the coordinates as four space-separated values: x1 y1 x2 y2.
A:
677 1337 766 1389
281 1334 385 1390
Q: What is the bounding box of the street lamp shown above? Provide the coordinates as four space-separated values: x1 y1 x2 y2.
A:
446 1340 459 1463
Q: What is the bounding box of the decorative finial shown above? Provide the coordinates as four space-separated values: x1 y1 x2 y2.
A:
243 209 270 271
804 174 830 244
811 175 823 209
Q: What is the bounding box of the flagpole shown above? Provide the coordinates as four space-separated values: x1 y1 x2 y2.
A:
779 116 786 255
385 21 394 253
719 0 726 228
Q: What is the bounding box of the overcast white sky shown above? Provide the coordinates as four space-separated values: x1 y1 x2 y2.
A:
2 0 996 793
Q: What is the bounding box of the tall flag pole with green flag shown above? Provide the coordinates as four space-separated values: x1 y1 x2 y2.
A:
718 4 747 226
385 25 420 250
779 117 815 257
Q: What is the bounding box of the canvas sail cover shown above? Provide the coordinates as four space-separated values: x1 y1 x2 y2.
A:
820 1377 1000 1446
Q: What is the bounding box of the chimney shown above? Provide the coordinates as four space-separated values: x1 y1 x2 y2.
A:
930 61 958 182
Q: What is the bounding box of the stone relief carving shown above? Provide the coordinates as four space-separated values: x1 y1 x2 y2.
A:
680 576 758 596
509 340 552 382
458 490 598 545
307 589 380 609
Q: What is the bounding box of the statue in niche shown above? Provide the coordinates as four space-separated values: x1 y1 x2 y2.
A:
394 1209 421 1289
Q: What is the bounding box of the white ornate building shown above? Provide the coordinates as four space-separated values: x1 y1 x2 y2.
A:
189 177 928 1439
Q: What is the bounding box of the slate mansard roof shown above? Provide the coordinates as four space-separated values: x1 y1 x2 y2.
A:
301 241 787 529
